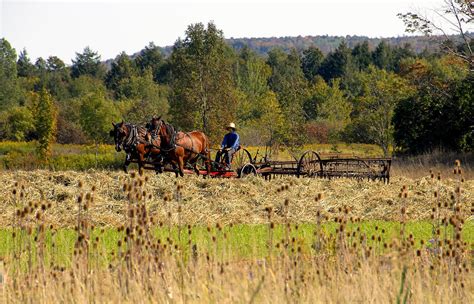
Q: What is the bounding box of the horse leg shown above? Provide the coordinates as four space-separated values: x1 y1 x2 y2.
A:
193 162 200 176
137 151 146 176
123 155 130 173
154 163 163 174
178 156 185 177
170 162 179 178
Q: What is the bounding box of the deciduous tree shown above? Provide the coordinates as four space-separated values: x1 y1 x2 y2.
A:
0 38 20 110
79 92 120 143
169 22 239 142
398 0 474 72
348 66 414 156
267 48 309 146
35 89 57 161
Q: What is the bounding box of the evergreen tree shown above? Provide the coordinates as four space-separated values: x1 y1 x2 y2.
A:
372 41 393 70
391 43 416 73
135 42 167 83
234 47 285 145
71 47 106 79
319 41 352 81
17 48 35 77
69 75 107 98
34 57 48 91
351 41 372 71
304 76 326 120
35 57 47 74
46 56 66 72
301 46 324 82
105 52 138 98
305 77 351 139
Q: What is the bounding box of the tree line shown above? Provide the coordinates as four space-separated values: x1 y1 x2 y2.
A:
0 22 472 159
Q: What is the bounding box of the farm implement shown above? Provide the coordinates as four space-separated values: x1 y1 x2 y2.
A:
128 148 392 183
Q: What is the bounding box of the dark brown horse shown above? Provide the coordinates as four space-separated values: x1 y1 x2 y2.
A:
110 121 162 173
150 117 210 177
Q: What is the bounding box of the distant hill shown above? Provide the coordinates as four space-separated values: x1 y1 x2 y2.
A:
225 34 445 55
106 34 447 66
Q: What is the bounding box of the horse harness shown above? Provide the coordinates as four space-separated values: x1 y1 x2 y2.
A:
155 121 204 163
122 124 147 152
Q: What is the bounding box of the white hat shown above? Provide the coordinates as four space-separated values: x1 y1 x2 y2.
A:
227 122 236 130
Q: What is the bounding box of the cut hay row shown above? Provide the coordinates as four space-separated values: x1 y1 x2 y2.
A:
1 169 472 227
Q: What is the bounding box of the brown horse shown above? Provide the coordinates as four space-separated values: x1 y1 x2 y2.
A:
110 121 162 173
150 117 210 177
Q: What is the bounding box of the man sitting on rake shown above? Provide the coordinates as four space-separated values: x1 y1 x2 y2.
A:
215 122 240 169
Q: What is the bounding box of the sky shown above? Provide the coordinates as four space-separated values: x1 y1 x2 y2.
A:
1 0 445 63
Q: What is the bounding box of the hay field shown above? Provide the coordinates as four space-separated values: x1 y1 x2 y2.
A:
0 167 472 303
1 169 472 227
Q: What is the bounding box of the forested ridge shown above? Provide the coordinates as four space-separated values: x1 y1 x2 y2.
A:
0 22 472 160
125 34 453 60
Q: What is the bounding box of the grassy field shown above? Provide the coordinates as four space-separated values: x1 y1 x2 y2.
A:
1 221 473 267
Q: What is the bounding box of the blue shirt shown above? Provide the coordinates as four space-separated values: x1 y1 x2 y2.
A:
221 131 240 150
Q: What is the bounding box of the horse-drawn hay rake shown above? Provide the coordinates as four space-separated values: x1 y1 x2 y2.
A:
111 119 391 182
129 147 392 183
